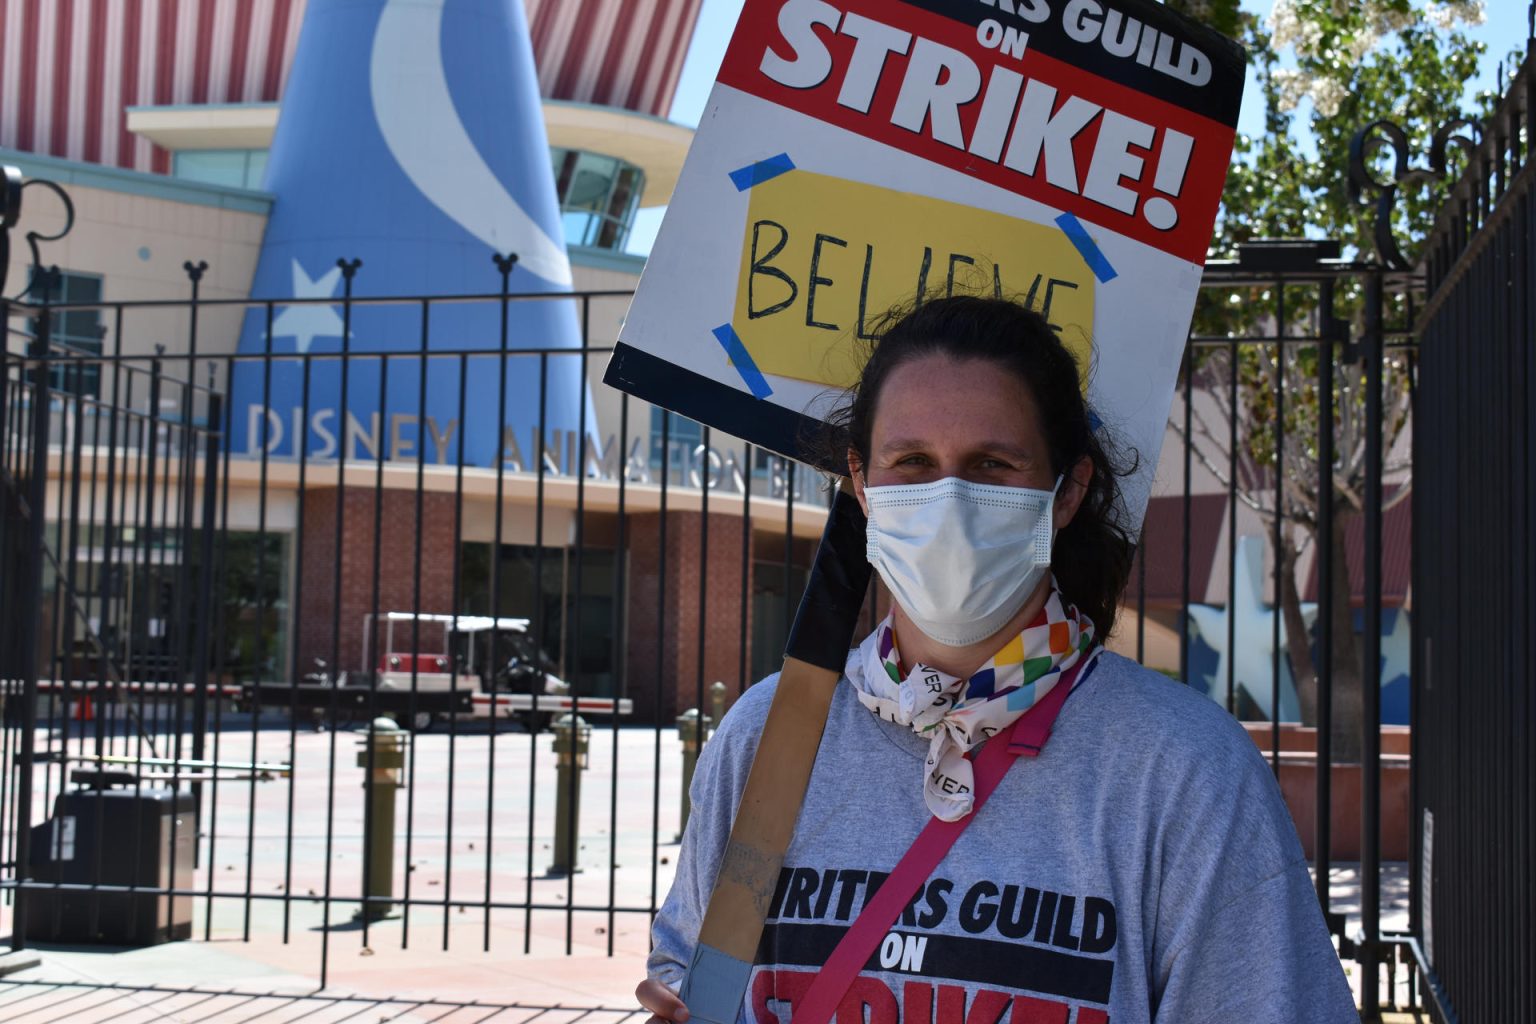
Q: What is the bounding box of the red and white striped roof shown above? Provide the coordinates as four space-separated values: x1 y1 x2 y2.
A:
0 0 702 175
525 0 703 121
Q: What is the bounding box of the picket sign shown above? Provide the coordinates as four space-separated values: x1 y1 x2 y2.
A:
603 1 1245 1018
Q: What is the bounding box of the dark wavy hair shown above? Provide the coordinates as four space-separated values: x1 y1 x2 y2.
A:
822 294 1136 635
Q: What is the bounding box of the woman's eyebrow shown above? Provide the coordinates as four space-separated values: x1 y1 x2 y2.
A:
877 438 930 456
878 438 1037 461
972 441 1036 462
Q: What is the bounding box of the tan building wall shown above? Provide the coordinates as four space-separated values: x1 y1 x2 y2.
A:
1 150 675 465
2 151 268 370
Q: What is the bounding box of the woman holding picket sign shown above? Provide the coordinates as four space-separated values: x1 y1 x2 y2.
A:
637 295 1357 1022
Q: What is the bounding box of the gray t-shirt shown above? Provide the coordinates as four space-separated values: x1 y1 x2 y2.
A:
649 651 1357 1023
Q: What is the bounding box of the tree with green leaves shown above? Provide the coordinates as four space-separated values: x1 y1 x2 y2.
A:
1166 0 1491 761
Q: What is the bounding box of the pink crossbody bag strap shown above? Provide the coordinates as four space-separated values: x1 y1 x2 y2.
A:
787 652 1098 1024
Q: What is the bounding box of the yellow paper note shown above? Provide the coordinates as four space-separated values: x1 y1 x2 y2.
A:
731 170 1096 390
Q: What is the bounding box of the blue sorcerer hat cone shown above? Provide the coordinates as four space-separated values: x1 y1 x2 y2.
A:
230 0 591 469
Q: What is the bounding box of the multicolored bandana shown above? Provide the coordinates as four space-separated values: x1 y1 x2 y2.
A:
846 579 1097 822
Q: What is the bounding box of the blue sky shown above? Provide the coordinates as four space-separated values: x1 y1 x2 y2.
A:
625 0 1527 255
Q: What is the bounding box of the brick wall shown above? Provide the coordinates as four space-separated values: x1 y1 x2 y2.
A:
625 509 755 723
296 487 459 675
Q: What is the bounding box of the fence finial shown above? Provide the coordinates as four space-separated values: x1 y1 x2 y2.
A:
0 167 76 301
0 165 20 297
1348 118 1481 270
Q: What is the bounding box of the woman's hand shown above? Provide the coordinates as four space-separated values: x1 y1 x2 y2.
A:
636 978 690 1024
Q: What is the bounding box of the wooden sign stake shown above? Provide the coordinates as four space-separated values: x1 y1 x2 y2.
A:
680 483 870 1023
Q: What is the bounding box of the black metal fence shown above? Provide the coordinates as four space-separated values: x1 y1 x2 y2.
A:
1189 250 1429 1018
0 255 1427 998
1408 48 1536 1024
0 257 848 988
0 91 1529 1010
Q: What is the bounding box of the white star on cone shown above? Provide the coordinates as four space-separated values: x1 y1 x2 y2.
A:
270 259 348 353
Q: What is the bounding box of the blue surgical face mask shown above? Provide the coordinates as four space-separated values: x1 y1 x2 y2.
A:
864 475 1061 647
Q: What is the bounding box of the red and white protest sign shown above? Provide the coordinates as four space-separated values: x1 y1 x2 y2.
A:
607 0 1245 528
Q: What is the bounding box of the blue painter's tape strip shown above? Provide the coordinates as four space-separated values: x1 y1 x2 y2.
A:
1055 212 1118 283
729 152 795 191
712 323 774 399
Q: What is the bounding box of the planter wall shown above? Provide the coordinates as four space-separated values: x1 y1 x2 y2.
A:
1243 724 1411 862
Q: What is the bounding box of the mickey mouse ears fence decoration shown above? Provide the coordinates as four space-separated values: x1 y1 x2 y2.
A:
0 165 75 303
1348 117 1482 271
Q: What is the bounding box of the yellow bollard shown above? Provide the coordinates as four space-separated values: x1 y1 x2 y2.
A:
708 681 727 739
676 708 712 839
355 717 407 921
550 713 591 875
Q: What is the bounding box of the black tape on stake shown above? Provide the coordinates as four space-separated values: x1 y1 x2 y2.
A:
786 488 873 672
604 341 834 472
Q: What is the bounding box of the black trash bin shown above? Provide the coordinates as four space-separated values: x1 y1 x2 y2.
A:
24 770 197 945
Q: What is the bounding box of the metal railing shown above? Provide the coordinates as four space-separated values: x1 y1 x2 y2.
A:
1407 44 1536 1024
0 261 1427 999
0 264 844 986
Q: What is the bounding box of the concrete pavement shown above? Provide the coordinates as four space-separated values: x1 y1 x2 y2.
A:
2 715 682 1019
0 715 1410 1020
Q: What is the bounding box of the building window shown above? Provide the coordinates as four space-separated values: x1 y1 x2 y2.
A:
39 526 289 684
30 269 104 398
650 407 703 480
752 559 808 683
173 149 269 190
459 542 619 696
550 147 644 250
213 531 292 682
